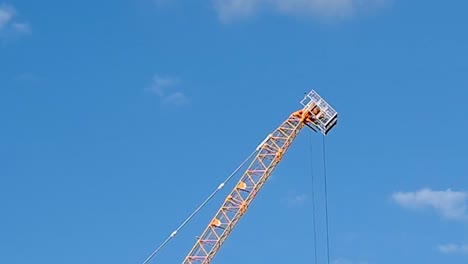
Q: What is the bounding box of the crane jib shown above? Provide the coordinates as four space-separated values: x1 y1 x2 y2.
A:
181 89 338 264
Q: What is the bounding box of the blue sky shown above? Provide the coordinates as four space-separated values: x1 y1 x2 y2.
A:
1 1 468 263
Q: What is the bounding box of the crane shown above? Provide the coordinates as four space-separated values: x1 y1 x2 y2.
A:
181 90 338 264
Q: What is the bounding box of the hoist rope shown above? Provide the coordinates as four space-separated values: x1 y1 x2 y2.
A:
322 135 331 264
309 131 319 264
142 148 259 264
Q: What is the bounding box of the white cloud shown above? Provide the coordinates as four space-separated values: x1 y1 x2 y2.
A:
163 91 189 106
214 0 259 22
149 75 180 96
147 75 189 106
0 5 14 29
392 188 468 220
437 243 468 255
0 4 30 37
292 193 307 204
213 0 389 22
285 192 308 206
12 22 30 33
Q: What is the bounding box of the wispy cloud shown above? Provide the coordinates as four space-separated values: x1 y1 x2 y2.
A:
149 75 179 96
284 191 308 207
213 0 389 23
392 188 468 220
12 22 30 33
437 243 468 255
292 193 307 204
0 4 30 37
162 91 189 106
0 4 14 29
213 0 259 22
147 75 189 106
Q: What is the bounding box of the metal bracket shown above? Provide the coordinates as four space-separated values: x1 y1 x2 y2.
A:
300 90 338 135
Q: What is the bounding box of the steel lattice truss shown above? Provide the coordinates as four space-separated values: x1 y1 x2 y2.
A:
182 90 338 264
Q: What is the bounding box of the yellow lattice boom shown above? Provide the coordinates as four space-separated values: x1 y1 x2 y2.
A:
182 90 338 264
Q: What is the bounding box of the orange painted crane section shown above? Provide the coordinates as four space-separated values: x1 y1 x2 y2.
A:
181 90 338 264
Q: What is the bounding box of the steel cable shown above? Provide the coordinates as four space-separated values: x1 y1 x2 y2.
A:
322 135 331 264
142 137 267 264
309 131 319 264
